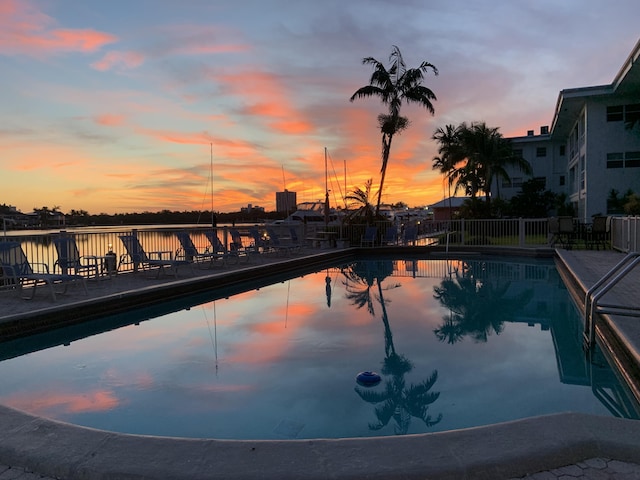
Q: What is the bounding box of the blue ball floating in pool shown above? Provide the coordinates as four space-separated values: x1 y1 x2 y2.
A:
356 371 381 387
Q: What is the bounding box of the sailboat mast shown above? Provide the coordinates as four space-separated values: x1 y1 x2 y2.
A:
324 147 329 227
210 143 215 228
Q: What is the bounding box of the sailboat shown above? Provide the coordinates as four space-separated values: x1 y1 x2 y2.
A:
276 148 341 225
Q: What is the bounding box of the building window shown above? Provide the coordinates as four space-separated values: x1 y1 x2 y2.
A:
559 175 565 186
607 152 624 168
626 104 640 125
607 105 624 121
559 145 566 156
626 151 640 168
536 147 547 157
512 148 523 158
511 177 523 188
534 177 546 189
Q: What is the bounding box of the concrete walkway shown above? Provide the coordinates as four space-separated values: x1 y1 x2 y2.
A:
1 247 639 479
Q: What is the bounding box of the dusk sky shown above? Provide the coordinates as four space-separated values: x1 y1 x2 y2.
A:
2 0 639 215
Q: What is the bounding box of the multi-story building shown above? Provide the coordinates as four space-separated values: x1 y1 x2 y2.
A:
275 190 297 214
501 38 640 222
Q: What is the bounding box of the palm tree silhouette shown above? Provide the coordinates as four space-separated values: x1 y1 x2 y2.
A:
343 260 442 435
433 263 534 343
350 46 438 216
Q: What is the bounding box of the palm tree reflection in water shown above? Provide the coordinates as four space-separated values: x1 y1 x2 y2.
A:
433 261 534 344
343 260 442 435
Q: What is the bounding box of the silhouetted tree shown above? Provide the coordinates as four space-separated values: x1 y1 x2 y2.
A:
351 46 438 216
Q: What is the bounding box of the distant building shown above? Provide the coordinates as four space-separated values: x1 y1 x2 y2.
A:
240 204 265 214
429 196 485 221
499 38 640 222
275 190 297 214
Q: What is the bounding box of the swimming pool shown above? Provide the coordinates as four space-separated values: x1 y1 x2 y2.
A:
0 256 637 440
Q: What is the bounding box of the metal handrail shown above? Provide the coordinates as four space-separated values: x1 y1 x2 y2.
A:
583 251 640 350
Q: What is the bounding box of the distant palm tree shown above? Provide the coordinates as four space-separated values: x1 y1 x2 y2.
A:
344 179 378 226
432 122 532 214
351 46 438 216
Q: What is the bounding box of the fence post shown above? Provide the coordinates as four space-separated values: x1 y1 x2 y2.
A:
461 218 465 245
519 218 525 247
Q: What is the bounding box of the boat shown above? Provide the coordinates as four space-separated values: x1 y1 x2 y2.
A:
277 201 342 224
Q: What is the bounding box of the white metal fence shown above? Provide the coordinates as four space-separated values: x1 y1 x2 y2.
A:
611 216 640 253
0 218 556 277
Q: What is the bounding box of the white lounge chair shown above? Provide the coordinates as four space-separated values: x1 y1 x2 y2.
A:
0 241 88 301
118 235 192 278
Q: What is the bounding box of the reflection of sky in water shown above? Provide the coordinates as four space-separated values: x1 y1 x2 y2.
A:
0 257 636 439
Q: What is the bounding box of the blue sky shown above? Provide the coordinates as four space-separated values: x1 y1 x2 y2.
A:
2 0 638 214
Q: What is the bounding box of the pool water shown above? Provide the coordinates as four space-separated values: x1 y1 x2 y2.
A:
0 256 637 439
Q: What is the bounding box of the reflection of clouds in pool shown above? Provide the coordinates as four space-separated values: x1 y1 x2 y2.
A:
4 389 120 416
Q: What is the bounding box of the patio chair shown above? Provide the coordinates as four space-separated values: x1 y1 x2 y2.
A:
361 226 378 247
175 231 226 268
382 227 398 245
549 216 575 249
118 235 192 278
53 236 101 278
402 226 418 245
0 241 88 301
587 216 610 250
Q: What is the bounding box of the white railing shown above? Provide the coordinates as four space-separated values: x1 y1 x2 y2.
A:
0 218 556 277
611 216 640 253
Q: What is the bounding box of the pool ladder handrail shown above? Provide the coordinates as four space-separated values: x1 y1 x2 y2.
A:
583 251 640 350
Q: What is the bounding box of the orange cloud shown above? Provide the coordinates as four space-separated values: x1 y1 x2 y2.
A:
0 0 117 56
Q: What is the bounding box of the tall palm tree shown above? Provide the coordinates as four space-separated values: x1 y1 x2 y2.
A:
432 122 532 214
350 46 438 216
432 124 464 219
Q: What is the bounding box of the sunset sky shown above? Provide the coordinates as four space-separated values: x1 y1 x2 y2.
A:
2 0 639 215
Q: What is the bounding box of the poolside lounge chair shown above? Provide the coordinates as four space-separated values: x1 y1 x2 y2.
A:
53 236 101 278
288 227 304 251
202 230 236 264
0 241 88 301
361 226 378 247
266 227 299 256
231 228 262 262
118 235 192 278
175 231 226 268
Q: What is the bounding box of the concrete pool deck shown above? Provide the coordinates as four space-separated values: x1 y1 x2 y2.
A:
1 246 640 479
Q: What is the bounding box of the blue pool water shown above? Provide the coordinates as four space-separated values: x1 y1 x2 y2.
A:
0 256 637 439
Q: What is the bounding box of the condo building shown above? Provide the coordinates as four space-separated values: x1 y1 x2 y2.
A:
502 38 640 222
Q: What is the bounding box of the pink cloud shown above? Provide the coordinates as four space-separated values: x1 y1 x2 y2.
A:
92 50 145 71
94 114 126 126
215 69 314 136
0 0 117 56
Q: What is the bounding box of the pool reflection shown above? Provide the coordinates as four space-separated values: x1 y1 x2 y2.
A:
0 256 637 440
